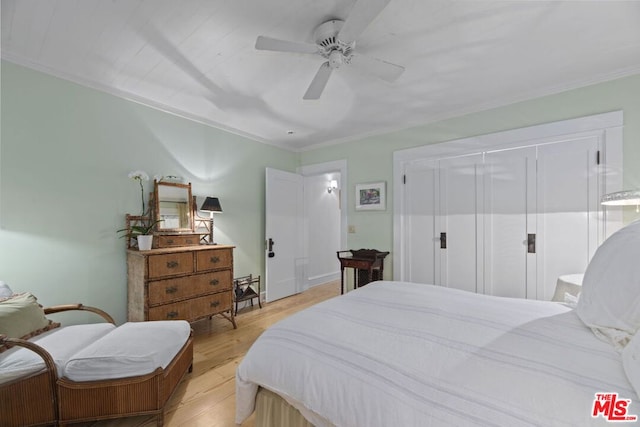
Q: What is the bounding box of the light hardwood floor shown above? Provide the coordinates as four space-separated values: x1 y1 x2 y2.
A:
82 281 340 427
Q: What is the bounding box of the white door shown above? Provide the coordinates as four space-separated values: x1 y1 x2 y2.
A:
437 154 483 292
265 168 304 302
403 159 438 285
484 147 537 298
536 137 600 300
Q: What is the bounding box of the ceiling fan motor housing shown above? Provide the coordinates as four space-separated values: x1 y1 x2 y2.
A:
314 19 353 65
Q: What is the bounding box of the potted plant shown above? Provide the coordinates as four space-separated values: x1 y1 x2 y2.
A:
117 219 163 250
118 170 162 250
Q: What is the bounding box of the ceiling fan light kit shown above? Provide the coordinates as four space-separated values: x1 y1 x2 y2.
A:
255 0 404 100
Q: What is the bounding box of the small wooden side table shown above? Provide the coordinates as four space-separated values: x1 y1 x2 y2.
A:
337 249 390 294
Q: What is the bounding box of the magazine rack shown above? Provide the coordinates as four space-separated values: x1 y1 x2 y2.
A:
233 274 261 315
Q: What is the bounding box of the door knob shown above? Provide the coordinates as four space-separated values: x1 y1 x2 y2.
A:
267 238 275 258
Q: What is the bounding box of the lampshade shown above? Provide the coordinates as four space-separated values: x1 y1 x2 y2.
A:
200 197 223 212
600 190 640 206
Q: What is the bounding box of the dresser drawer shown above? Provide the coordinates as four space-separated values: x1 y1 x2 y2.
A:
191 292 232 319
156 234 200 248
196 248 232 272
148 271 233 306
148 252 193 279
147 292 232 321
346 259 372 270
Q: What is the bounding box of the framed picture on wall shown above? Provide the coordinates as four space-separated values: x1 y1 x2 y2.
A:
355 181 386 211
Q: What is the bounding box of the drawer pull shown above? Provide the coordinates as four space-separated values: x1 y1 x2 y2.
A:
166 286 178 294
167 260 179 269
210 279 220 286
210 256 220 264
210 301 220 308
167 311 179 319
186 239 194 244
166 239 174 244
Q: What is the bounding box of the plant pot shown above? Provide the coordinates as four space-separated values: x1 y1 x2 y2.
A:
137 235 153 251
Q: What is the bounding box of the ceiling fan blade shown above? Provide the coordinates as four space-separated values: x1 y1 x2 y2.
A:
349 53 404 82
303 62 333 100
255 36 318 54
337 0 391 43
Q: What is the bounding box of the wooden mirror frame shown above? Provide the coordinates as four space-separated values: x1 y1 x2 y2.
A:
153 181 194 233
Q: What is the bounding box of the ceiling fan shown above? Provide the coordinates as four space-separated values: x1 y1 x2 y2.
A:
255 0 405 100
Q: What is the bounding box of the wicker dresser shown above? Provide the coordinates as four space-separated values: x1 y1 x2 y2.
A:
127 245 236 328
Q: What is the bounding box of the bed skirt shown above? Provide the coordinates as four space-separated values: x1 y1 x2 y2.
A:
255 387 320 427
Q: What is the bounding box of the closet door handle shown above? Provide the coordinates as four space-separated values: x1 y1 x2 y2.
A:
440 232 447 249
527 233 536 254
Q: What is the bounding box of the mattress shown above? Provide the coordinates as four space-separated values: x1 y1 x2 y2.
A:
236 281 638 426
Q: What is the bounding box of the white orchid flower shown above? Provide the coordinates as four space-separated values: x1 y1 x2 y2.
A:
128 170 149 181
127 170 150 215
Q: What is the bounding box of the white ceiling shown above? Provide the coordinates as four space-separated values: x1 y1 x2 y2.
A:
2 0 640 151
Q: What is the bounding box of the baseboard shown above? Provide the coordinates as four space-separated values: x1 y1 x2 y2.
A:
306 272 340 288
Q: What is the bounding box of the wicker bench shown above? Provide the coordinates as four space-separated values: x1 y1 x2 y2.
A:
0 296 193 427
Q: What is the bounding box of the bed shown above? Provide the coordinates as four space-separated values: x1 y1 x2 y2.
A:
236 221 640 426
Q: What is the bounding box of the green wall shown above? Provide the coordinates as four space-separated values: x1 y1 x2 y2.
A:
0 61 298 323
1 59 638 323
300 73 640 278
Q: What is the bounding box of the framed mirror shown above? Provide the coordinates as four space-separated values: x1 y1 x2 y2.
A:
153 181 194 232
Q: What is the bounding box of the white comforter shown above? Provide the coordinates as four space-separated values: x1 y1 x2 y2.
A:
236 281 638 426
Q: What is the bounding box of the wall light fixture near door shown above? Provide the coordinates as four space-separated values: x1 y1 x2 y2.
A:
601 190 640 213
200 197 223 244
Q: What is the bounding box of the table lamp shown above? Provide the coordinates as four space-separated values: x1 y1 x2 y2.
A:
200 197 222 244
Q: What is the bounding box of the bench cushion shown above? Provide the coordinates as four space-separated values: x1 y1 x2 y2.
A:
64 320 191 381
0 323 116 384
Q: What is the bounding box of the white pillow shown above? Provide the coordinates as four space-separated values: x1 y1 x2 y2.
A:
0 282 13 298
622 332 640 399
577 220 640 350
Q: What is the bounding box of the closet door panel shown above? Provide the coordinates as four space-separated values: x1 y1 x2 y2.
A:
438 154 483 293
484 147 536 298
404 160 438 285
536 137 600 300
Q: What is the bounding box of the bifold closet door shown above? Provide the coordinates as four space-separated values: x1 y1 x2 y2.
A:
403 160 438 285
437 154 483 293
484 147 536 298
536 137 600 300
484 138 599 300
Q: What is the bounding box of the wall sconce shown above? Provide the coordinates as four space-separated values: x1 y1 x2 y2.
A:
601 190 640 213
328 180 338 194
200 197 223 244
